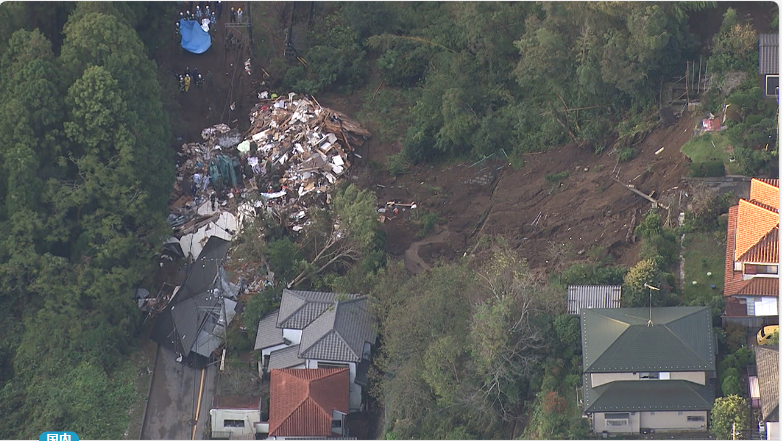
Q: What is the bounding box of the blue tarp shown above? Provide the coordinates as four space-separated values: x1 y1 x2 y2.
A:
180 19 211 54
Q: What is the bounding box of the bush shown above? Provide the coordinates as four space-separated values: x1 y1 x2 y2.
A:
386 152 411 176
376 42 430 87
410 209 442 238
265 238 299 283
242 287 283 340
558 263 627 286
563 374 581 391
640 233 679 267
720 368 741 396
545 171 570 183
227 324 253 353
688 160 726 177
618 147 637 162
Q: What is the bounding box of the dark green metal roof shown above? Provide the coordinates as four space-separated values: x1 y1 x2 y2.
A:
581 306 716 373
583 375 714 412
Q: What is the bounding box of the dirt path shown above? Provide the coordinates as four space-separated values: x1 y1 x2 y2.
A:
404 227 452 275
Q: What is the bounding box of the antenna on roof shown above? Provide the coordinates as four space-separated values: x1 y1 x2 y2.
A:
644 283 660 326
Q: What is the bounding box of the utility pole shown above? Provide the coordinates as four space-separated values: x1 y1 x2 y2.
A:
644 283 660 326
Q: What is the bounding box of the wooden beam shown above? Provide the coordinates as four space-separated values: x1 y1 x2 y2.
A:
612 177 669 210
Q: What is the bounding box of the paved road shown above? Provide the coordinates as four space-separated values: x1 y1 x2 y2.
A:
141 345 217 440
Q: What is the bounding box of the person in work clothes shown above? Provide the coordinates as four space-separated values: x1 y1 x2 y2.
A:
236 7 243 22
229 7 236 22
184 73 191 92
216 1 222 18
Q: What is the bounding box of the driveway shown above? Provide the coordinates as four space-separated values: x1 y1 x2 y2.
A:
141 345 218 440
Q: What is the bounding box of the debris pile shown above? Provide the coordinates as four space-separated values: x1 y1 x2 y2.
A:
148 93 370 315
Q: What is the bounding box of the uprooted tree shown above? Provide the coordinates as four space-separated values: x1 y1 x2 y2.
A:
287 183 379 288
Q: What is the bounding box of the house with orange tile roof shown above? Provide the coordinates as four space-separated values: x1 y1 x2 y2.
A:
267 368 351 438
723 178 780 326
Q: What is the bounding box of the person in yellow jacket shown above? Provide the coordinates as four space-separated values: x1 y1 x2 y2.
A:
184 73 191 92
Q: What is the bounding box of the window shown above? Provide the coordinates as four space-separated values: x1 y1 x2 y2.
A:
745 264 779 275
605 412 630 427
224 420 245 428
318 362 349 369
687 416 705 422
640 372 659 379
332 419 342 428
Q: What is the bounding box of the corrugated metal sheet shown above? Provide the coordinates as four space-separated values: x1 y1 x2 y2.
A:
759 34 779 75
567 285 622 315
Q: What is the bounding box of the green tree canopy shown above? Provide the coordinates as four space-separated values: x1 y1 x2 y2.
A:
710 395 750 439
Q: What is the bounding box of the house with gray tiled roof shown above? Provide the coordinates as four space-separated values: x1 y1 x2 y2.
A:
754 345 779 439
254 289 377 412
581 306 716 435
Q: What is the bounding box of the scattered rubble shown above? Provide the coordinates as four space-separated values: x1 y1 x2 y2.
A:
147 93 371 315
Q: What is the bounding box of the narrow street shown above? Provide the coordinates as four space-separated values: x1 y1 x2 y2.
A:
140 345 218 440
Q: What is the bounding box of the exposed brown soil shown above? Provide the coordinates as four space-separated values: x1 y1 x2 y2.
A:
153 1 262 145
149 3 754 280
363 111 702 275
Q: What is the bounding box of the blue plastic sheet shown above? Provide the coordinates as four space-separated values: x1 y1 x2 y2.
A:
180 18 211 54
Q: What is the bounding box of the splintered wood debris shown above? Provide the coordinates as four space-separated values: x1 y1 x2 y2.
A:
160 93 370 299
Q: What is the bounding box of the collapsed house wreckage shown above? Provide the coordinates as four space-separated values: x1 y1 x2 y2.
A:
142 93 371 319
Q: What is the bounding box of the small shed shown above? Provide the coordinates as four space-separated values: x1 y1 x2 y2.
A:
567 285 621 315
759 34 779 97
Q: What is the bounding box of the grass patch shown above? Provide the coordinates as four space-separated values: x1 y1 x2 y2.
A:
681 132 742 175
545 171 570 183
682 230 726 306
122 342 156 440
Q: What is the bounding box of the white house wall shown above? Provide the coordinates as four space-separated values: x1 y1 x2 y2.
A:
282 328 302 345
591 371 705 388
592 411 707 434
305 359 357 383
209 408 260 438
261 343 289 359
593 411 640 434
670 371 706 384
639 410 707 432
349 382 362 412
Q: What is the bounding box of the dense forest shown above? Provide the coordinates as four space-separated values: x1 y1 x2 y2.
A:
0 1 777 439
0 2 176 438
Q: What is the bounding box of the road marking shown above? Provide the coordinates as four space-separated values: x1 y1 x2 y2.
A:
191 367 206 440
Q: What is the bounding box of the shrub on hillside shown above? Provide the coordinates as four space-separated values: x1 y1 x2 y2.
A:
688 160 726 177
